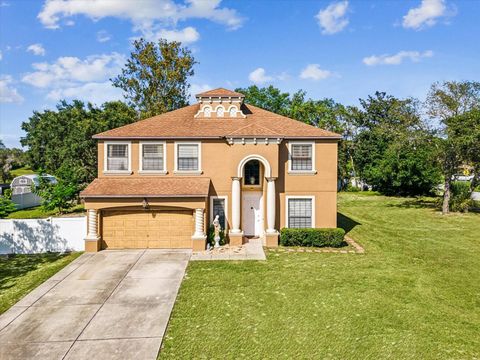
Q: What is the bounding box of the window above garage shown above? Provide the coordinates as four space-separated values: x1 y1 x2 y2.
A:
104 142 131 174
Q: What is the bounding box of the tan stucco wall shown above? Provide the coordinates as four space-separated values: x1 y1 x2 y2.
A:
92 139 337 230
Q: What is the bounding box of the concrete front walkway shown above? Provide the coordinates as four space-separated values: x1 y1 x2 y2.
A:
191 238 266 261
0 249 190 360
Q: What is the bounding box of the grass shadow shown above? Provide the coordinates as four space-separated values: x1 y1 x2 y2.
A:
386 197 438 209
0 253 67 292
337 212 361 234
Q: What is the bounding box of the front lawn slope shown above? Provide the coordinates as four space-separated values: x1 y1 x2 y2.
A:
0 252 81 314
161 193 480 359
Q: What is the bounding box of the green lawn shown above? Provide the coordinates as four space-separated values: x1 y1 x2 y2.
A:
9 166 35 178
161 193 480 359
0 252 81 314
7 204 85 219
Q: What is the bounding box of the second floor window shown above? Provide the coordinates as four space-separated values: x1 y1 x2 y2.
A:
177 144 199 171
107 144 129 171
291 144 313 171
142 144 164 171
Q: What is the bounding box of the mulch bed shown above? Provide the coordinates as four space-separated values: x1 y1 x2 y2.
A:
267 235 365 254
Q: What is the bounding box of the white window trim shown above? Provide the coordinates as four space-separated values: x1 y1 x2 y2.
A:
210 195 228 231
138 141 167 175
103 141 132 175
203 105 212 117
288 141 317 174
285 195 316 228
174 141 202 175
214 105 225 117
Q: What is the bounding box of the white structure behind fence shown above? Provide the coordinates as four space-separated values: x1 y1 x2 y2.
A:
0 216 86 254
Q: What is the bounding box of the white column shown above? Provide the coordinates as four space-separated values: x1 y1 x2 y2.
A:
193 208 206 238
266 177 277 233
231 177 241 233
86 209 99 240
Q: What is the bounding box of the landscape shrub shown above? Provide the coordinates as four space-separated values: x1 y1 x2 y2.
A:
345 184 360 192
0 196 16 218
207 224 226 247
449 181 473 212
280 228 345 247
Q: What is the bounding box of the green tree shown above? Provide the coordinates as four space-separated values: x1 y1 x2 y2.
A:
0 140 12 183
426 81 480 213
352 92 440 196
21 100 137 189
32 175 78 214
448 108 480 191
112 38 196 119
235 85 291 115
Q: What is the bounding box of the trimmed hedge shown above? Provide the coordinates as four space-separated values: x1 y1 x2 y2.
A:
280 228 345 248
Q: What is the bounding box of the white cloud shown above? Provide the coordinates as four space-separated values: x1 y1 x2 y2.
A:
315 1 349 35
0 75 24 103
299 64 333 81
248 68 274 84
145 26 200 44
0 51 2 61
27 43 46 56
22 52 125 104
47 81 123 104
96 30 111 43
363 50 434 66
37 0 244 43
189 83 211 101
22 53 125 88
402 0 448 30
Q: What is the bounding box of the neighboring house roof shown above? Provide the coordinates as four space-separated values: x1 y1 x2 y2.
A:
93 103 341 140
80 177 211 198
196 88 244 98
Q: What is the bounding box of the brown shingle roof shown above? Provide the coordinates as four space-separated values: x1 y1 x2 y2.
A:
196 88 244 98
93 103 341 140
80 177 210 198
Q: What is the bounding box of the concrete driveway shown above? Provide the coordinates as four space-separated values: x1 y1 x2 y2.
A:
0 249 191 360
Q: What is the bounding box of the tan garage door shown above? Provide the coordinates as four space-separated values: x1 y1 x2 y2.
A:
102 209 194 249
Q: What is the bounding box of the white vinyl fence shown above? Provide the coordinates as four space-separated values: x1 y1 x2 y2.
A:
0 216 86 254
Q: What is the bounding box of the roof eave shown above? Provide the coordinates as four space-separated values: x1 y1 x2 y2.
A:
80 194 209 199
284 136 342 140
92 135 224 140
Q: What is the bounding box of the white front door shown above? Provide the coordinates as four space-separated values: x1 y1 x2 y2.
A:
242 192 263 237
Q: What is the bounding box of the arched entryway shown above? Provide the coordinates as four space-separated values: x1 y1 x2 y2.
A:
230 155 277 241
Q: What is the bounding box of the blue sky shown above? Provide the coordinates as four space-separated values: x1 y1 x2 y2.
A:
1 0 479 148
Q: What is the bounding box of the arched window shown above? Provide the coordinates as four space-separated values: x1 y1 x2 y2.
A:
203 106 212 117
229 106 237 117
244 160 260 186
216 106 225 117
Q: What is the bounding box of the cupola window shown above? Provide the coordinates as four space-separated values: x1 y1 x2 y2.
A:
204 106 212 117
216 106 225 117
229 106 237 117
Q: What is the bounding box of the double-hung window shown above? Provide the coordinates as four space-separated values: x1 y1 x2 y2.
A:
106 143 130 172
176 143 201 172
290 143 313 171
141 143 165 172
287 197 314 228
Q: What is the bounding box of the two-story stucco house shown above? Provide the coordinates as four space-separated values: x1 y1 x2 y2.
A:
80 88 340 251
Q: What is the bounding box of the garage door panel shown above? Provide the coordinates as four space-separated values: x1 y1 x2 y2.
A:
102 210 194 249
